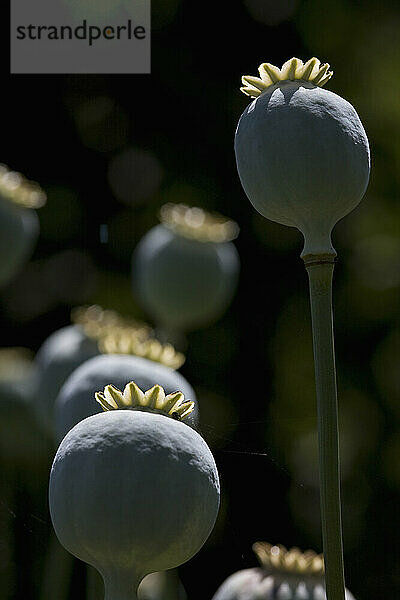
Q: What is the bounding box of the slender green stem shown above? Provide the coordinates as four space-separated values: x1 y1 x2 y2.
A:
104 570 139 600
39 531 74 600
86 565 104 600
0 476 14 598
304 257 345 600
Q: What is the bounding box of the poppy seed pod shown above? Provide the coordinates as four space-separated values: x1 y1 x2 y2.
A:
49 383 220 600
234 58 370 258
34 306 151 433
212 543 356 600
0 165 45 287
34 324 100 431
132 203 240 331
55 351 198 441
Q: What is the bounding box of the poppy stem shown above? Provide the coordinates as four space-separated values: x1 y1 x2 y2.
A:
40 531 74 600
304 256 345 600
104 568 140 600
86 565 104 599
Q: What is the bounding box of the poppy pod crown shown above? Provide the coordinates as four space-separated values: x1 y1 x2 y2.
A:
241 57 333 98
253 542 324 577
95 381 195 421
0 164 46 209
71 304 151 342
98 331 185 370
160 203 239 243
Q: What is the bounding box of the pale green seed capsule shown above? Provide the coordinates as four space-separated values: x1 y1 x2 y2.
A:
49 384 220 600
132 204 240 332
235 58 370 259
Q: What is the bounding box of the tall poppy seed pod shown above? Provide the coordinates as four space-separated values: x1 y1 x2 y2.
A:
235 58 370 258
33 305 151 433
235 58 370 600
54 336 197 441
132 203 240 331
212 543 356 600
0 164 46 287
49 383 220 600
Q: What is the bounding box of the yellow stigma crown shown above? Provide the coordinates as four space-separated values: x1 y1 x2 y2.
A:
253 542 324 577
98 332 185 370
160 203 239 243
241 57 333 98
0 164 46 209
95 382 195 421
0 347 34 382
71 304 151 342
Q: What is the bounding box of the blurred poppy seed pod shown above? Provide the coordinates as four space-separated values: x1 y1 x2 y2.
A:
235 58 370 258
33 305 151 433
132 203 240 331
54 342 197 441
138 570 187 600
212 543 356 600
49 383 220 600
33 324 99 431
0 165 46 287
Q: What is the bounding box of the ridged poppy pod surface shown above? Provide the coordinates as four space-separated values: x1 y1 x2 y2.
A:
212 543 356 600
49 383 220 600
132 203 240 331
0 165 45 287
235 58 370 259
55 352 198 441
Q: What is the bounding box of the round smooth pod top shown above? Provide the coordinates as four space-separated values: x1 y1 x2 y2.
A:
235 58 370 258
132 223 239 331
49 407 220 593
55 353 198 441
34 324 100 431
0 197 39 287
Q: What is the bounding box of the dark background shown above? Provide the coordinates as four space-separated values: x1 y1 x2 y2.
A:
2 0 400 598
